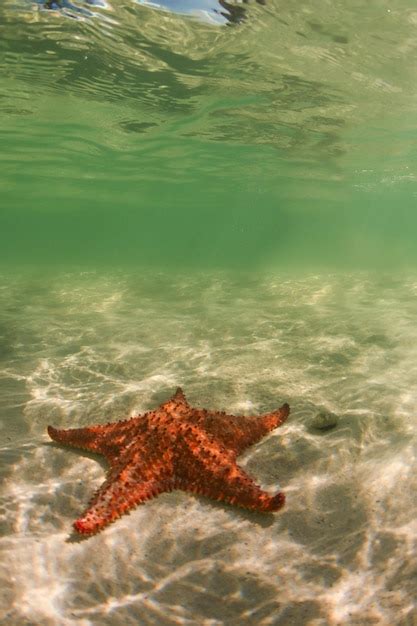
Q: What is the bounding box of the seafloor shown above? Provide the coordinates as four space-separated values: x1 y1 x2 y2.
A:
1 270 416 625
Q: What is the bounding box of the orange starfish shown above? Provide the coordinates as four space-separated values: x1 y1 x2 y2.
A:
48 388 290 535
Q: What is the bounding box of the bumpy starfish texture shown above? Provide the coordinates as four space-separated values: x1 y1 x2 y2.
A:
48 388 290 535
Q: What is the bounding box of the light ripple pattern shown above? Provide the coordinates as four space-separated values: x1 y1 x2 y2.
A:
0 269 416 625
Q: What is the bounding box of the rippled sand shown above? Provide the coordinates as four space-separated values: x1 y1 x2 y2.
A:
1 270 416 625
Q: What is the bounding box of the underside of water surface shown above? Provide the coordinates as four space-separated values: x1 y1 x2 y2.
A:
2 0 417 270
1 2 417 625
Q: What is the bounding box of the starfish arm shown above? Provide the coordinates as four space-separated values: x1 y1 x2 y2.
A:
195 402 290 454
174 425 285 512
159 386 190 413
73 449 174 535
48 423 112 454
47 418 146 465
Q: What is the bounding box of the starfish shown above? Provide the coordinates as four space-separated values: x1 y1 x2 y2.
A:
47 388 290 535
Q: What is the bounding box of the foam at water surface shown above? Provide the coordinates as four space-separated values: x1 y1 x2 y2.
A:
0 270 416 625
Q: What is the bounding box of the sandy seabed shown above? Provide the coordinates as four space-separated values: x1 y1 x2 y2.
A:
0 270 416 625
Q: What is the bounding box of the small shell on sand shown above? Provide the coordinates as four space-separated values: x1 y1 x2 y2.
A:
312 410 339 430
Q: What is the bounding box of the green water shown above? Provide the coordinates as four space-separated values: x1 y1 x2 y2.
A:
2 0 417 271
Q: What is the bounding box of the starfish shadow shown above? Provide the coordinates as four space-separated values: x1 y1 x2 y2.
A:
65 530 92 543
206 498 279 528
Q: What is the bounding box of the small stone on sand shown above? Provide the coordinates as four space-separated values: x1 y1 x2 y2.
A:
312 410 338 430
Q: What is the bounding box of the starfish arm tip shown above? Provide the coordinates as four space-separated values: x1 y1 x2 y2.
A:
269 491 285 511
73 512 111 535
268 402 290 428
174 386 186 399
73 518 95 535
276 403 290 421
47 425 58 440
